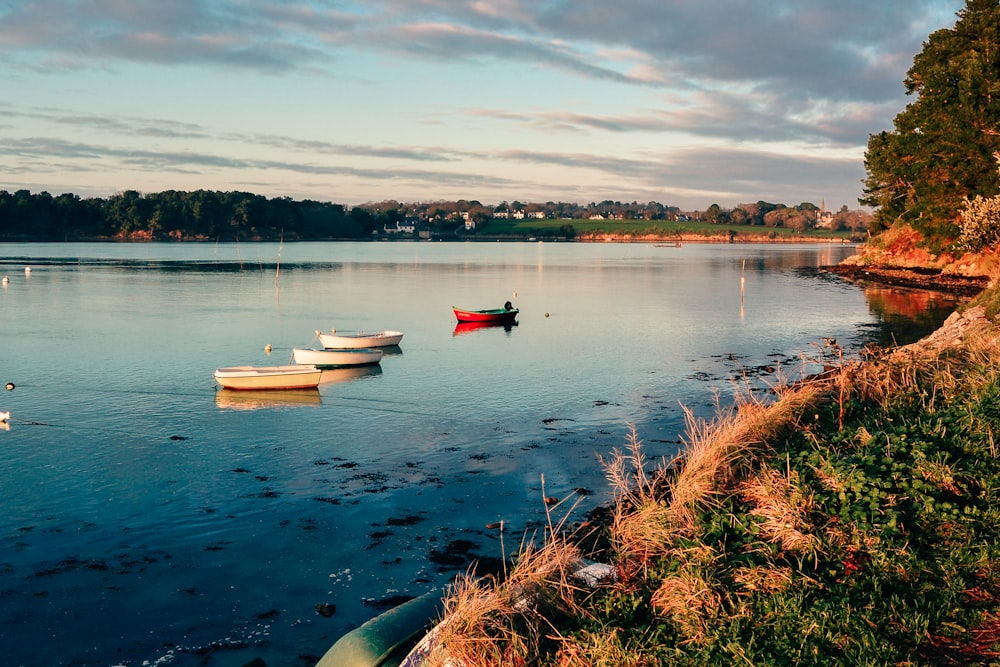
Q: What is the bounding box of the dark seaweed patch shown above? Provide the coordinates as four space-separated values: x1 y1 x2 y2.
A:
387 514 426 526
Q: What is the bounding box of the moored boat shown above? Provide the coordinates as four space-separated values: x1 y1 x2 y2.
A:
316 329 404 349
213 364 322 390
452 304 519 324
315 587 445 667
292 347 383 367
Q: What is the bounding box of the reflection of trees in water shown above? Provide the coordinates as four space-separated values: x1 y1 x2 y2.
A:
863 287 960 347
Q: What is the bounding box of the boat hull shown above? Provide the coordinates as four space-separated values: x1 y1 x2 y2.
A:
292 347 383 367
317 329 404 349
213 365 322 390
316 588 445 667
452 307 519 324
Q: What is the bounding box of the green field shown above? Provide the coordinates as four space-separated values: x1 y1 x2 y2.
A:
472 218 859 241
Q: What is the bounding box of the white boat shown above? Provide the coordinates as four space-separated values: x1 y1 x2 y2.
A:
292 347 383 367
213 364 322 390
316 328 404 349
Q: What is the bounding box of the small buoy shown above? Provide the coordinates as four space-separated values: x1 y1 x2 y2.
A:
4 382 13 391
330 328 336 334
544 312 550 318
24 266 31 275
264 344 272 354
513 291 517 297
0 411 9 423
1 276 7 285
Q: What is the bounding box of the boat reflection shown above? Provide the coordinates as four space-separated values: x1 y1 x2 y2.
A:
320 364 383 384
452 321 519 337
215 388 321 411
378 344 404 357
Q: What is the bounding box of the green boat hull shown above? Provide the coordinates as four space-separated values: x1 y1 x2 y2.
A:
316 589 444 667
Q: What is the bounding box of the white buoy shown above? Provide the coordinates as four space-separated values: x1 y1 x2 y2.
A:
264 344 272 354
24 266 31 275
1 276 7 286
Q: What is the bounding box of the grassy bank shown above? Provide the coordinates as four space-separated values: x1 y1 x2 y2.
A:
425 286 1000 665
472 217 860 242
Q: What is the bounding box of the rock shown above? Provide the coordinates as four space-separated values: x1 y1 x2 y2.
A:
314 602 336 618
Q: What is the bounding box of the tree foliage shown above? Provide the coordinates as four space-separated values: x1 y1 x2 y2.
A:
861 0 1000 252
0 189 373 241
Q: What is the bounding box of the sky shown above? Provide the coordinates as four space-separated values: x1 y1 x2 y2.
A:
0 1 966 211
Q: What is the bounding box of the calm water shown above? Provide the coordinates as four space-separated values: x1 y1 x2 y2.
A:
0 242 961 667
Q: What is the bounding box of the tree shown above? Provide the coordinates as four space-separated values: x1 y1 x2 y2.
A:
861 0 1000 252
704 203 727 224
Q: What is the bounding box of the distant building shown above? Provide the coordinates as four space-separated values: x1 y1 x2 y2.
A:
383 217 418 234
816 199 834 229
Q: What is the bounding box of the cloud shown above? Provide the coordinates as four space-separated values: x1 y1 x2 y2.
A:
0 0 346 71
0 0 966 208
2 1 955 95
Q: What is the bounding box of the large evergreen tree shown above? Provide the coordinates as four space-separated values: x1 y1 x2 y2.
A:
861 0 1000 252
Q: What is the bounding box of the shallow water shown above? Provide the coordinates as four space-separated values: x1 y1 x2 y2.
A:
0 241 961 667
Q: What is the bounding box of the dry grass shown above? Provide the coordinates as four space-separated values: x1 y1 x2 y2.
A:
650 561 723 645
428 533 586 666
668 383 826 537
553 627 661 667
598 378 832 587
739 465 819 555
601 427 677 575
731 564 796 594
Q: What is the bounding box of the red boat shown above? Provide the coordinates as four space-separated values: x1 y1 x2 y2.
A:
452 304 519 324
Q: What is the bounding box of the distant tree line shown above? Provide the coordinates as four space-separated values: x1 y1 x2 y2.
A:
0 188 868 242
0 189 372 241
699 201 869 233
